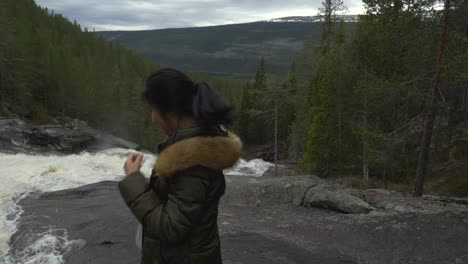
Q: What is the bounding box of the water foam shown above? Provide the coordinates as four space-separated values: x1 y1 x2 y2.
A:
225 158 274 176
3 228 86 264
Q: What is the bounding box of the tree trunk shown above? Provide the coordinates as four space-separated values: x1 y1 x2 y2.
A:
327 0 331 47
363 91 369 188
274 93 278 177
413 0 450 197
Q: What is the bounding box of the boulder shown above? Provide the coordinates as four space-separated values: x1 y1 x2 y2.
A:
222 175 321 207
303 185 374 214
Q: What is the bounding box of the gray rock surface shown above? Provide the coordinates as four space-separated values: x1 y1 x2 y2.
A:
8 176 468 264
364 188 468 214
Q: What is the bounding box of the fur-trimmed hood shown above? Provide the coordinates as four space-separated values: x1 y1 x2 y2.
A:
153 131 242 177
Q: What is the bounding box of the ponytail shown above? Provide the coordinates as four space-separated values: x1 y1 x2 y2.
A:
192 82 234 126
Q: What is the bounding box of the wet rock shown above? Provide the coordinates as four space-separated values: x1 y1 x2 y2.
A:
0 117 141 155
24 126 96 152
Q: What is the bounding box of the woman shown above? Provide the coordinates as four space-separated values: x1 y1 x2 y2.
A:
118 68 242 264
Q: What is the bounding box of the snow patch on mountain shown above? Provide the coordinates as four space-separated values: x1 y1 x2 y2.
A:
265 15 359 23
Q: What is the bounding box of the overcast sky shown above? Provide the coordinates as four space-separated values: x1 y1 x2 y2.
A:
35 0 365 31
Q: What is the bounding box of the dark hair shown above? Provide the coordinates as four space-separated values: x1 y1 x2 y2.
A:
141 68 234 126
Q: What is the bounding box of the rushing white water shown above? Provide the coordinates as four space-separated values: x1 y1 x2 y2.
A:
225 158 274 176
0 148 273 263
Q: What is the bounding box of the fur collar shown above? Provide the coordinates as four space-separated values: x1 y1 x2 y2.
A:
153 131 242 177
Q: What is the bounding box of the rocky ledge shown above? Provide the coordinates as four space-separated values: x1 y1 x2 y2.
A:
0 117 141 155
9 175 468 264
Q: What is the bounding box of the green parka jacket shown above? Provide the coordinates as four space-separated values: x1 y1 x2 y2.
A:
118 124 242 264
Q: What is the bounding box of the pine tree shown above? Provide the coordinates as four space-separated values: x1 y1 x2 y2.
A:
239 82 253 143
300 0 348 175
250 57 269 144
413 0 451 197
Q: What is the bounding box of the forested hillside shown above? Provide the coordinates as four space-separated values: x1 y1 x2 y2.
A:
237 0 467 196
0 0 243 150
98 20 357 77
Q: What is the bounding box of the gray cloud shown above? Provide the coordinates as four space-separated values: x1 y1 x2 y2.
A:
35 0 365 31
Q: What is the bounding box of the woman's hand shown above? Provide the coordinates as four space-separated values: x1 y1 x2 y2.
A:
124 152 144 176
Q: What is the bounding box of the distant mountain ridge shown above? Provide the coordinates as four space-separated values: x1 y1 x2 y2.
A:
265 15 360 23
97 16 358 77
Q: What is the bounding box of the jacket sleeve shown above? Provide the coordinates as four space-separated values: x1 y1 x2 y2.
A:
118 170 209 243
